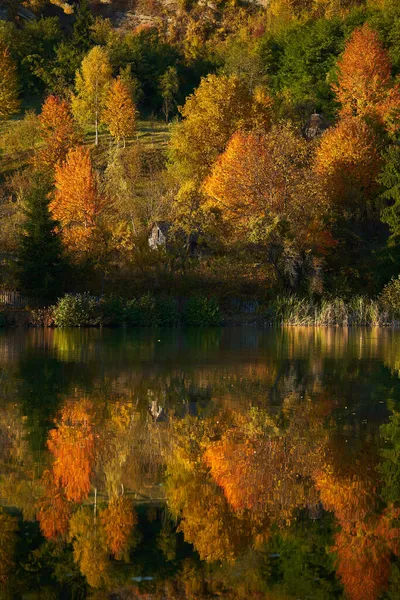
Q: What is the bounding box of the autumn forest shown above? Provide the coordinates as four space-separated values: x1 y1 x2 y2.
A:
1 0 400 320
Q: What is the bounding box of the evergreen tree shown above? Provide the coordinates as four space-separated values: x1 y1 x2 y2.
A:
71 0 94 54
18 176 66 305
380 145 400 244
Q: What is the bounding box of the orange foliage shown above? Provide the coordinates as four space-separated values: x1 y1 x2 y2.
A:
315 467 376 529
333 24 400 128
36 469 71 539
51 147 105 253
47 400 95 502
35 95 78 170
314 116 382 209
100 496 137 559
204 127 329 252
334 509 400 600
204 434 317 524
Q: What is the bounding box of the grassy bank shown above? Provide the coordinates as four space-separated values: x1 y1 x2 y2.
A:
1 292 400 328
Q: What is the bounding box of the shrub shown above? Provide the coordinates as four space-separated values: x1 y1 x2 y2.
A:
183 295 221 326
53 293 100 327
157 295 180 327
100 295 125 326
0 311 6 327
380 276 400 320
125 293 159 326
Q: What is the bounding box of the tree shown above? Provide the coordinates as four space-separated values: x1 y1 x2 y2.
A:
36 469 71 540
71 46 112 145
159 65 179 123
69 506 110 588
100 496 137 560
332 24 400 129
35 95 78 170
47 400 94 503
50 146 104 254
0 45 20 119
379 145 400 243
168 74 272 183
102 77 136 147
17 175 66 304
204 126 331 291
315 117 382 215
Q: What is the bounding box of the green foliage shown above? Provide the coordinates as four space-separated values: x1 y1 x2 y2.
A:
17 175 66 305
268 17 345 118
183 295 221 326
379 405 400 505
53 293 100 327
0 312 6 327
379 276 400 318
125 293 159 327
157 295 180 327
380 145 400 244
100 294 125 326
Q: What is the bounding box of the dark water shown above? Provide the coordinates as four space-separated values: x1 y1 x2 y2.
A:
1 327 400 599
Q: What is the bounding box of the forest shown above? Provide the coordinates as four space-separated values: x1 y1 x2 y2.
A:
2 0 400 322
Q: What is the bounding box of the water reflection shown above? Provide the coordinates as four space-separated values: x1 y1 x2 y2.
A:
1 328 400 598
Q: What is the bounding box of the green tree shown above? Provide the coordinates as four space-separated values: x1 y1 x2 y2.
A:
0 45 19 119
17 175 66 304
380 145 400 244
159 65 179 123
72 46 112 145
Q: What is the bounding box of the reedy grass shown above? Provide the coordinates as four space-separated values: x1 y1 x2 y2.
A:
272 295 396 326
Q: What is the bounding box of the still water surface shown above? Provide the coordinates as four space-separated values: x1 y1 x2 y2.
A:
1 327 400 599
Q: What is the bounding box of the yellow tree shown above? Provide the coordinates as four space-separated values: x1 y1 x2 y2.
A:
35 95 78 170
102 76 136 147
51 146 105 254
71 46 112 145
333 24 400 129
0 45 20 119
169 74 272 183
69 506 110 588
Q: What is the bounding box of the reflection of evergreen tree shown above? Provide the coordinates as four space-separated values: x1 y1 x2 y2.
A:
17 356 70 454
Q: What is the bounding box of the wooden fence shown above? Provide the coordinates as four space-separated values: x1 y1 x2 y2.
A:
0 290 26 308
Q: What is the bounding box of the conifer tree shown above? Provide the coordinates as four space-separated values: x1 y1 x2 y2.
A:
18 175 66 304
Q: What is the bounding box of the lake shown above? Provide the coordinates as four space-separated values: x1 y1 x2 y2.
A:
1 327 400 599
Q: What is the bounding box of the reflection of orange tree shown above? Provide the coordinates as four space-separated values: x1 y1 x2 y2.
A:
165 414 258 562
315 445 400 600
100 496 138 560
334 509 400 600
36 469 71 540
47 399 95 502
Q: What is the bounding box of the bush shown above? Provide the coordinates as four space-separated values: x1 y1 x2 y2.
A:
53 293 100 327
380 276 400 320
183 295 221 326
125 293 159 327
0 311 6 327
100 295 125 326
157 295 180 327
